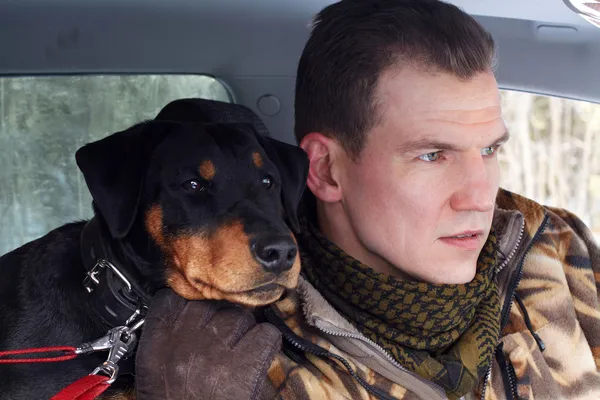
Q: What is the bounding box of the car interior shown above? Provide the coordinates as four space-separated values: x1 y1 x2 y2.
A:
0 0 599 253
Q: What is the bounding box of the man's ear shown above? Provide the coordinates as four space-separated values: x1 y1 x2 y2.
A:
75 121 176 239
254 134 309 233
299 132 343 203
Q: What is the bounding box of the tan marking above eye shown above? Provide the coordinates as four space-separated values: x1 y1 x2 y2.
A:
252 152 263 168
199 160 216 180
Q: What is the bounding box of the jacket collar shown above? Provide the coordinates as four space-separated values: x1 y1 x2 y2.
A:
494 189 549 324
290 276 448 399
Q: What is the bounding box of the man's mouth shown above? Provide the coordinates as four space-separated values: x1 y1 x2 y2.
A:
439 231 483 250
444 230 483 238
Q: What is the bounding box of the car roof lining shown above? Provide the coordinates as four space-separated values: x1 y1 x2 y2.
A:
1 0 597 142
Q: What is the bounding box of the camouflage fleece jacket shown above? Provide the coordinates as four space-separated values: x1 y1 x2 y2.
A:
261 189 600 400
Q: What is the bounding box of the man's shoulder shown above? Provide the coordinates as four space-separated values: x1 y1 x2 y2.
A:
497 187 597 250
497 191 600 396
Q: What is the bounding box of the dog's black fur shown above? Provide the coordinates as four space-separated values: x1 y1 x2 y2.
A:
0 114 308 399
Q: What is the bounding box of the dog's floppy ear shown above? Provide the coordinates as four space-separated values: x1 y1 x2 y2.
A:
75 121 174 239
255 134 309 233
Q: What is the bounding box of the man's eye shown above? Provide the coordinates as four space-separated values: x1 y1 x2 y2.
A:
481 145 499 157
419 151 441 162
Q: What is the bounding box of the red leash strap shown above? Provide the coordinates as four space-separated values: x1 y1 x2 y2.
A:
3 322 145 400
0 346 77 364
1 346 111 399
51 374 111 400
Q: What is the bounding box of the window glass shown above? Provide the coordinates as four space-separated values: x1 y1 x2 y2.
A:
499 90 600 243
0 75 232 254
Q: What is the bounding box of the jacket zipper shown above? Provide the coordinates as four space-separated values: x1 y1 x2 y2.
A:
479 214 549 400
494 343 518 400
313 320 446 396
479 217 524 400
500 215 549 331
495 218 525 275
479 352 495 400
264 307 399 400
506 357 518 400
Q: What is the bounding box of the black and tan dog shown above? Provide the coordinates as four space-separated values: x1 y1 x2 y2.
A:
0 100 308 398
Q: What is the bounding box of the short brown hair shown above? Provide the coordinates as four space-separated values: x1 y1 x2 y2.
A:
294 0 496 158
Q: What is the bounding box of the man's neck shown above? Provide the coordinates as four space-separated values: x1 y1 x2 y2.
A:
315 200 415 280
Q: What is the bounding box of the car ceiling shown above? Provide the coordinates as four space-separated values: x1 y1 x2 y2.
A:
0 0 598 142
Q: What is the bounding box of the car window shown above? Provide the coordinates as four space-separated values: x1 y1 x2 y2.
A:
499 89 600 243
1 80 597 255
0 74 232 254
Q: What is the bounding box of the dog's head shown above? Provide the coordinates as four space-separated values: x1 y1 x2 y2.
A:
75 121 308 306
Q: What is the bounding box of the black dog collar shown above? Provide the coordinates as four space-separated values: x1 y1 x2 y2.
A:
80 217 152 330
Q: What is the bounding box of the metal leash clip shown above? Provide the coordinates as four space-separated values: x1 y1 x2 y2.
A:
74 326 131 355
74 308 146 384
90 327 138 384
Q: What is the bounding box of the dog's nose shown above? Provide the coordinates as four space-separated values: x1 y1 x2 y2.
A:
252 236 297 273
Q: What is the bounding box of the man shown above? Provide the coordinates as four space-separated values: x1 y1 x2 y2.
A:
135 0 600 399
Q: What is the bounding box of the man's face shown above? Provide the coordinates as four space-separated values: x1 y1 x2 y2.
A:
337 68 506 284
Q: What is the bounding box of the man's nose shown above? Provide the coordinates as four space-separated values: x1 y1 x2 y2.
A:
450 155 496 212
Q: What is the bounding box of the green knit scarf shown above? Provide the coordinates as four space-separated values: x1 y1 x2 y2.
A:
300 218 501 399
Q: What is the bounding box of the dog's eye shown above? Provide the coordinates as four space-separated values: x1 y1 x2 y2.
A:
182 180 205 193
261 175 274 189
